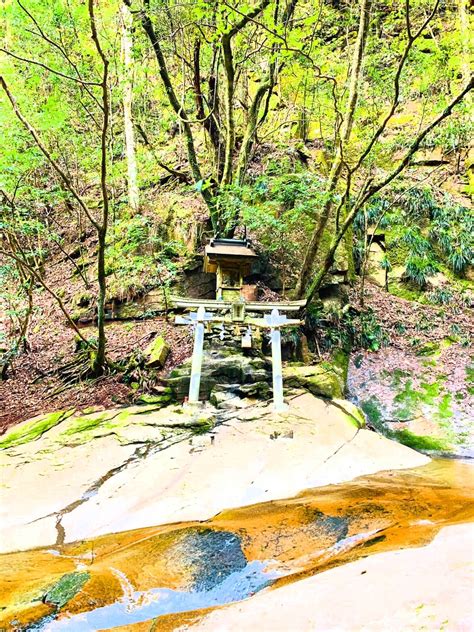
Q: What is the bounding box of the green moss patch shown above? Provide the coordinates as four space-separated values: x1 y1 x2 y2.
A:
283 363 345 399
44 572 89 608
360 397 385 432
136 392 173 406
0 410 75 450
394 430 449 453
61 413 116 436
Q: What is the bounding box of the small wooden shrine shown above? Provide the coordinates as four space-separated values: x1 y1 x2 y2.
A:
203 238 258 301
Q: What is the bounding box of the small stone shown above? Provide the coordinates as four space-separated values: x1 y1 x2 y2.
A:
144 336 170 368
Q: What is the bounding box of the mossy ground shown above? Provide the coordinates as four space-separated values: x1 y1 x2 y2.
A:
0 410 75 450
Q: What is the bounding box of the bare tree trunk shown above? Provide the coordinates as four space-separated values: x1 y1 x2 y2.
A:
458 0 471 89
121 4 140 213
295 0 372 299
88 0 110 375
132 3 219 229
220 0 271 187
221 34 235 186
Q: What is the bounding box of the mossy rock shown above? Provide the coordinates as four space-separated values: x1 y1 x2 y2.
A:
144 336 170 368
331 348 350 386
332 398 366 429
393 430 450 454
167 352 271 401
136 391 173 406
238 381 271 398
0 410 75 449
60 412 116 437
283 363 345 399
44 572 90 608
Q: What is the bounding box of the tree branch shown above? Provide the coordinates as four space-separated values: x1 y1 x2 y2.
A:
0 247 90 344
16 0 103 110
352 0 441 172
228 0 271 37
0 76 99 230
304 76 474 303
0 47 101 86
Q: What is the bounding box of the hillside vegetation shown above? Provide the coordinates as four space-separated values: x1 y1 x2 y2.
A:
0 0 472 430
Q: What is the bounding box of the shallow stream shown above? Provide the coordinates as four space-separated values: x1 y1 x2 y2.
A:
1 459 473 630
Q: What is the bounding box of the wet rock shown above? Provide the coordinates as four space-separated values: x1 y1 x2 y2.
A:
174 529 247 592
1 392 431 557
43 572 90 608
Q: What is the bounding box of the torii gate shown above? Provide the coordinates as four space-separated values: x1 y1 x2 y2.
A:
175 306 300 412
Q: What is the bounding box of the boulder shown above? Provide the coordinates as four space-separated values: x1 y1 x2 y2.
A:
144 336 170 368
283 362 345 399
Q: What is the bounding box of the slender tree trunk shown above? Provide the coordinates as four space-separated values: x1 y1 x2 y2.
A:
19 277 34 353
121 4 140 213
221 35 235 186
89 0 110 375
96 229 107 373
295 0 372 299
359 208 369 306
458 0 471 90
235 81 272 185
303 76 473 304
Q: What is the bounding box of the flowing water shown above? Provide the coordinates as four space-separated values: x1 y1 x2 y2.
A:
1 459 473 631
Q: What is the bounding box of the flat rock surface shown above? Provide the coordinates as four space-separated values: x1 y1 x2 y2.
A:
0 393 428 553
186 523 474 632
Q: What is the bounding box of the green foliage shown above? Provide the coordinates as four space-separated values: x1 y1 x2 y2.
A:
354 187 472 288
427 287 453 305
425 110 473 154
305 306 388 353
430 199 474 274
105 214 180 299
349 309 390 352
1 0 472 372
217 174 325 288
404 255 439 288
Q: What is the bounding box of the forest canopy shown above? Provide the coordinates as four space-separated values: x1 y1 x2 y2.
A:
0 0 472 378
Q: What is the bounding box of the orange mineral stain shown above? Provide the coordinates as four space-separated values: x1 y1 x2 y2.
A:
0 459 472 631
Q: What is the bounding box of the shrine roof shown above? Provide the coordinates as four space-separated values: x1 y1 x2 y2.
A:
205 238 258 259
